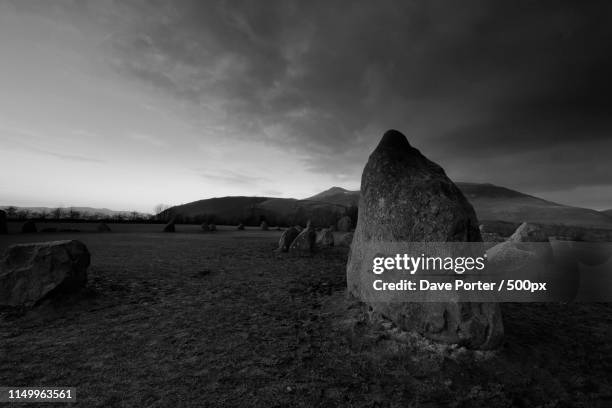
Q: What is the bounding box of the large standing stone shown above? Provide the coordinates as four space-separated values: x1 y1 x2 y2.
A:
316 228 334 248
0 210 7 234
337 216 353 232
289 221 316 254
21 220 37 233
0 240 90 306
278 227 300 252
347 129 503 349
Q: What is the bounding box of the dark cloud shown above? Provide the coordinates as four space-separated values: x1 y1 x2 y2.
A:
12 0 612 207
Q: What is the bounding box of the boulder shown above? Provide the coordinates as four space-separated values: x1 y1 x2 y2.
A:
97 222 111 232
340 232 354 247
0 240 90 306
260 221 269 231
201 223 210 232
0 210 7 234
316 228 334 248
289 221 316 254
21 220 37 233
508 222 549 243
337 216 353 232
163 219 175 232
347 129 503 349
208 224 217 232
237 223 245 230
278 227 300 252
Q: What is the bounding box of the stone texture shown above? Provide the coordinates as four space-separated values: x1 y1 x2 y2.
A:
347 129 503 349
97 222 111 232
0 240 90 306
289 221 316 254
316 228 335 248
337 216 353 232
339 232 354 247
278 227 300 252
508 222 549 242
21 220 37 233
0 210 7 234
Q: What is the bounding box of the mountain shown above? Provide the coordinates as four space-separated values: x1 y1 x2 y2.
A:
164 182 612 229
306 187 359 207
457 183 612 228
602 209 612 217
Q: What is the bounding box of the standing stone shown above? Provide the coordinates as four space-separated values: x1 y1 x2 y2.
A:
347 129 503 349
508 222 549 242
0 210 7 234
289 221 316 254
316 228 335 248
0 240 90 306
21 220 37 233
337 216 353 232
163 218 176 232
278 227 300 252
237 223 245 230
339 232 354 247
97 222 111 232
260 221 269 231
201 223 210 232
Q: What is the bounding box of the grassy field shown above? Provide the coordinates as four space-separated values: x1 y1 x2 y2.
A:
1 224 611 407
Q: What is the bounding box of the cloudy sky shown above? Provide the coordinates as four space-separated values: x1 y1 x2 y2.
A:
1 0 611 213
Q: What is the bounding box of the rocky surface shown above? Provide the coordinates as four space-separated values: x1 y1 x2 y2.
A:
316 228 334 248
290 221 316 254
508 222 549 242
347 129 503 349
0 240 90 306
278 227 300 252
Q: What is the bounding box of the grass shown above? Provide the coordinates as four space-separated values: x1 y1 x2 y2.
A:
0 224 611 407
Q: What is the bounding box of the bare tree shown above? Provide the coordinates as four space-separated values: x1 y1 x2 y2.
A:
52 207 64 220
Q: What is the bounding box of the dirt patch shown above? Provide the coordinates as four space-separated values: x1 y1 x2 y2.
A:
0 230 611 407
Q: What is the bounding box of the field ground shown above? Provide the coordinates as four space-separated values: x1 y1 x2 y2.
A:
1 223 611 407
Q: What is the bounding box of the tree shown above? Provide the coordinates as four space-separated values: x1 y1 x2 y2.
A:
52 207 64 220
5 206 17 219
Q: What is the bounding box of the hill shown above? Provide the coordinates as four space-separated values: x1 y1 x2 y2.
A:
457 183 612 228
164 183 612 229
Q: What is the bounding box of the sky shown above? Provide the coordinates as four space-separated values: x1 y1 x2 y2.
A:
1 0 611 213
